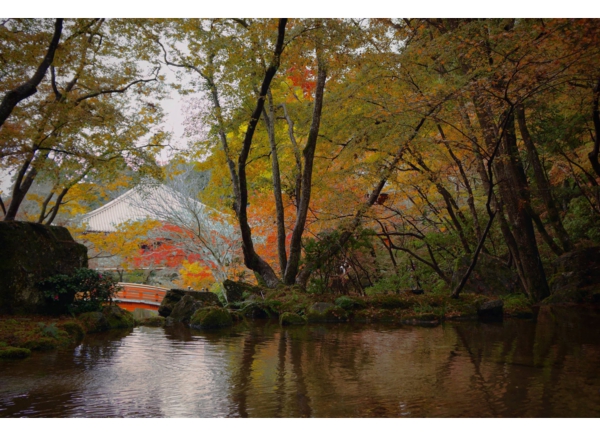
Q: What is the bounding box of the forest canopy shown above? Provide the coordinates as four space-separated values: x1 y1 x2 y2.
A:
2 18 600 303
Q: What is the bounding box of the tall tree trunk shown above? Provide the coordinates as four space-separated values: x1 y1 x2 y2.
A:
283 58 328 284
0 19 63 128
493 111 550 301
235 19 287 288
516 103 572 252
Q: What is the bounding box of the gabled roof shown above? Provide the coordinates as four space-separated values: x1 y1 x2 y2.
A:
82 184 208 233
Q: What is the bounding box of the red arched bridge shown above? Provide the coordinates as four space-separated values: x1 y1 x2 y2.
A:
114 283 168 311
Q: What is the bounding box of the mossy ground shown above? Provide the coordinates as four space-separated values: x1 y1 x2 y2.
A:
0 305 139 358
228 287 534 325
279 312 306 325
0 315 87 358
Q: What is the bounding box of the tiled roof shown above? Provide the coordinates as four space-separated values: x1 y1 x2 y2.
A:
81 185 206 232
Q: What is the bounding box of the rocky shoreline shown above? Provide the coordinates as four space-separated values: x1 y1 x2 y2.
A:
3 277 599 361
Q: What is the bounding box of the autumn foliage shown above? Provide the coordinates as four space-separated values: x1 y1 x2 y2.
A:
3 19 600 303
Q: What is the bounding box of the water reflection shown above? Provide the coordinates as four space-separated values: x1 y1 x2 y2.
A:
1 307 599 417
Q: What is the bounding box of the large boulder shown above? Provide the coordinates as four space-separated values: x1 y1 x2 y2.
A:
0 222 88 314
78 305 134 333
158 288 221 318
477 299 504 320
168 295 205 323
158 289 185 317
222 279 262 303
545 246 600 304
279 312 306 326
78 311 109 333
451 253 521 296
103 305 135 330
190 307 233 329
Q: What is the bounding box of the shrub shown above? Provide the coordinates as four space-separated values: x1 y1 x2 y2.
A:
38 268 121 315
38 322 59 338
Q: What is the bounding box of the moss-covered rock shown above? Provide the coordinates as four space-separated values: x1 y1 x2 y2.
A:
501 294 534 318
190 307 233 329
279 312 306 326
477 299 504 320
0 346 31 359
168 295 205 324
61 321 85 342
306 303 348 323
222 279 263 303
240 302 271 319
160 289 222 320
22 337 57 351
158 289 185 317
78 311 108 333
103 305 134 330
0 222 88 315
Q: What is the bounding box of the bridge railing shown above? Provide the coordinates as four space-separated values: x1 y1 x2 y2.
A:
115 283 169 305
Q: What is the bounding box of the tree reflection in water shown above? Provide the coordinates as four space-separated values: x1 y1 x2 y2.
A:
1 308 600 417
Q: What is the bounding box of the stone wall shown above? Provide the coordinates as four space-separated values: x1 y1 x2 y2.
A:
0 222 88 314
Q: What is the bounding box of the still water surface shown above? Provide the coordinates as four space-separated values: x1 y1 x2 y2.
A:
1 306 600 417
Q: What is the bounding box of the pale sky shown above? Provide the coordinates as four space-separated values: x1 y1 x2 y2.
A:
0 62 198 196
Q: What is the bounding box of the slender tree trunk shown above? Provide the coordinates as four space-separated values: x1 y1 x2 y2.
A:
262 90 287 274
295 108 438 287
408 148 472 253
441 138 482 241
37 190 55 223
283 58 328 284
4 156 41 221
0 195 6 216
516 103 572 252
45 187 69 225
588 78 600 178
281 103 303 210
0 19 63 128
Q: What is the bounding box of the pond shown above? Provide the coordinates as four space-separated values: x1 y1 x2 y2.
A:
1 306 600 418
